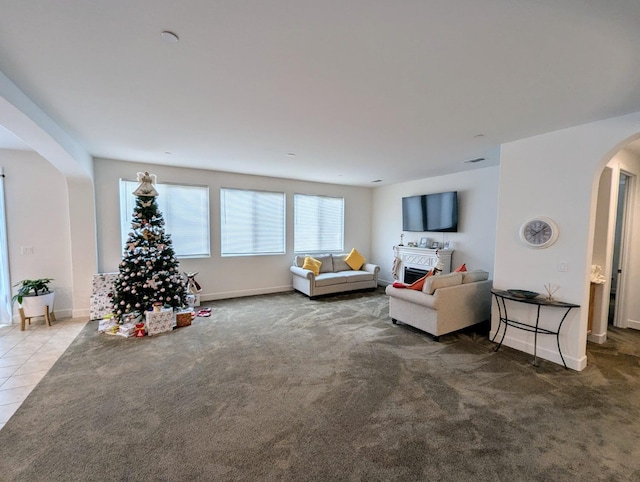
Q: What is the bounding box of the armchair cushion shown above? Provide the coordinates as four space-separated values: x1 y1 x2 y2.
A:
462 270 489 283
422 272 463 295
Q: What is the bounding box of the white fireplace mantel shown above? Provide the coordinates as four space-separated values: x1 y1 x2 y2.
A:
393 245 453 282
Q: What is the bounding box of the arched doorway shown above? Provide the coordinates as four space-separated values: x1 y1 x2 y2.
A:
589 138 640 344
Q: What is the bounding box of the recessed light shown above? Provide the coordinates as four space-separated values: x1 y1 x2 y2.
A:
286 153 296 157
164 151 172 155
371 179 383 183
464 157 485 164
161 31 179 43
473 133 485 138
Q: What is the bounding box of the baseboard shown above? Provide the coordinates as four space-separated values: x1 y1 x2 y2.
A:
627 319 640 330
203 285 293 301
489 329 587 371
587 331 607 344
72 308 90 319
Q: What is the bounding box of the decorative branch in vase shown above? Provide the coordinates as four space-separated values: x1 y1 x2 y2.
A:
544 283 560 301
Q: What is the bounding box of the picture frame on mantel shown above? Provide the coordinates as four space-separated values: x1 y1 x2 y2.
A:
419 237 428 248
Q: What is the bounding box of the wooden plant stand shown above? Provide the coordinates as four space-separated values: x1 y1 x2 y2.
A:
19 305 56 331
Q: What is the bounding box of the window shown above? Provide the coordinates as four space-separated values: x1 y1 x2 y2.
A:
119 180 210 258
220 188 285 256
294 194 344 253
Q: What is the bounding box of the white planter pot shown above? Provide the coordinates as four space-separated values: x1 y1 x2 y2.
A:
19 291 55 330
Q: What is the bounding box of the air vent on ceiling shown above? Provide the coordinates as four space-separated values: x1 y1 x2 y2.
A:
371 179 383 183
463 157 485 164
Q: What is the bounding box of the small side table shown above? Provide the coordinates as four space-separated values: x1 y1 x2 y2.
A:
491 289 579 369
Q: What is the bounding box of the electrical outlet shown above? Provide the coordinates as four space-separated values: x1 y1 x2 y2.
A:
558 262 568 272
21 246 34 255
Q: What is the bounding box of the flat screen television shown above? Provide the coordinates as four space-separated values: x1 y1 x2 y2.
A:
402 191 458 232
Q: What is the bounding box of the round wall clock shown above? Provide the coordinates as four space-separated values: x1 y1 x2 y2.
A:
519 217 559 249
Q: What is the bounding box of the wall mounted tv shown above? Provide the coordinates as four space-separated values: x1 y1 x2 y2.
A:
402 191 458 232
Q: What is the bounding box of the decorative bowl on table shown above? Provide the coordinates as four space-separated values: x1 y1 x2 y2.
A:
507 289 540 299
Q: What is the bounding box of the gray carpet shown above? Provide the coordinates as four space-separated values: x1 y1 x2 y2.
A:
1 288 640 481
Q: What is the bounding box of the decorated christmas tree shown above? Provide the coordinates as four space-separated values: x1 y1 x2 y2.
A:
112 172 187 322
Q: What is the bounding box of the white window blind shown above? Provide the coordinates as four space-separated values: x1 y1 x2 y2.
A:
119 180 210 258
294 194 344 253
220 188 285 256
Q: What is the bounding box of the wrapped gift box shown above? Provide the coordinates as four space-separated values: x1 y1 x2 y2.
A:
117 323 136 337
186 294 200 307
92 272 118 294
98 318 118 333
176 310 192 328
90 294 115 321
90 273 119 320
145 308 175 336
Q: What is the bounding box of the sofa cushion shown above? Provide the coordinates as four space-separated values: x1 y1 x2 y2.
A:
315 254 334 273
422 272 463 295
345 248 366 270
295 254 334 273
332 254 351 272
343 270 374 283
315 272 348 287
462 270 489 284
302 256 322 276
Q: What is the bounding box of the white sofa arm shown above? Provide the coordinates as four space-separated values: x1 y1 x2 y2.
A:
290 265 315 280
362 263 380 276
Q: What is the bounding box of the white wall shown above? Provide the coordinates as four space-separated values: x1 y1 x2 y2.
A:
0 149 74 320
494 111 640 371
371 166 500 285
94 158 373 300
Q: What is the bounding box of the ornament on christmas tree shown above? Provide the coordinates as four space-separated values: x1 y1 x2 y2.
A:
111 172 187 322
142 228 156 241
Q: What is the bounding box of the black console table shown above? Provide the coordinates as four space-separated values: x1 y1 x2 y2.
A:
491 289 579 369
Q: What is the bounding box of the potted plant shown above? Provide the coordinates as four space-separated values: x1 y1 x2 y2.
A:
12 278 55 330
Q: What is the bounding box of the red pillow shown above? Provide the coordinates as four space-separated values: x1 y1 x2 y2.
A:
392 281 406 288
454 263 467 272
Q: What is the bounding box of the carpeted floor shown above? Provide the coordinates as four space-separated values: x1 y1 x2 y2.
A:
1 287 640 481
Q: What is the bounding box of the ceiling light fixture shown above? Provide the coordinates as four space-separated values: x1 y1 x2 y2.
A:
464 157 485 164
161 31 179 43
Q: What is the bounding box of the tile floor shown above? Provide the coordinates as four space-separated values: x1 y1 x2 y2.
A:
0 316 89 430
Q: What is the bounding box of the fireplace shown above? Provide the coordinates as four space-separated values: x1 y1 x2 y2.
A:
404 267 429 284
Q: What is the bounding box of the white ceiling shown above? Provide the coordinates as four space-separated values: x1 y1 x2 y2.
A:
1 1 640 186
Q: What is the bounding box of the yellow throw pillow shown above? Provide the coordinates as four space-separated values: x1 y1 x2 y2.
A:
345 248 366 270
302 256 322 276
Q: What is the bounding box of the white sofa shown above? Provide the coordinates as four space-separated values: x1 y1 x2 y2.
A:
291 253 380 298
385 270 492 340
